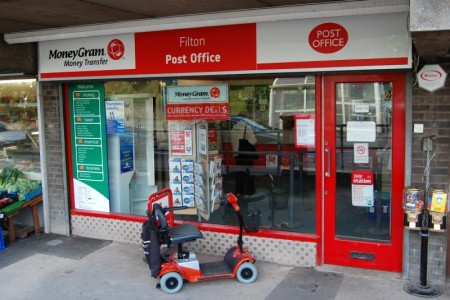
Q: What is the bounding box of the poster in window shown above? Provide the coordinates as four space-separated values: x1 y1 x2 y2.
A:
170 122 193 156
295 114 315 148
69 82 110 212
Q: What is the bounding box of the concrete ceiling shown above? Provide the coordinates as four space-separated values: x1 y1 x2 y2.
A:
0 0 340 33
0 0 448 64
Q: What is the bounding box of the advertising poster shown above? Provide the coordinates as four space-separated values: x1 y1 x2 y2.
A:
120 134 134 173
69 82 110 212
198 125 207 156
208 126 218 154
166 84 230 120
295 114 315 148
170 123 193 156
351 170 374 207
105 101 125 134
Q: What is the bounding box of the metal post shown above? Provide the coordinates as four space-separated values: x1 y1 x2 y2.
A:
404 136 441 297
419 223 428 287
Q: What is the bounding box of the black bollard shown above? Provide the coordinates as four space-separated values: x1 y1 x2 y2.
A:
419 223 428 288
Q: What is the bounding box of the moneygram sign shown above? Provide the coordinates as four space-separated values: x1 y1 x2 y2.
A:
166 84 230 120
39 34 135 74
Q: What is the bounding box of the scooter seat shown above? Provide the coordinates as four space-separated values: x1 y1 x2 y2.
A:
169 224 203 244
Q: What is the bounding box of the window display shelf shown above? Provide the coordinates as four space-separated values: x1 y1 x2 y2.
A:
0 103 37 108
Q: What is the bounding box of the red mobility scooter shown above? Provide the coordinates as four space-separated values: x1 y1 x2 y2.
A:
141 188 259 294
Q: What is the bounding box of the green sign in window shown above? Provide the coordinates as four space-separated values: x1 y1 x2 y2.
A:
69 82 110 212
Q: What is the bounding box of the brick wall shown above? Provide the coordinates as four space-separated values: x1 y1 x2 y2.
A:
409 66 450 284
0 34 37 74
41 82 69 235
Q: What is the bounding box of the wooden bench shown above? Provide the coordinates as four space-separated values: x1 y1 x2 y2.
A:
4 194 42 243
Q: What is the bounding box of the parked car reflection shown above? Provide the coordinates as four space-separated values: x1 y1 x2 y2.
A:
220 116 282 145
0 121 30 147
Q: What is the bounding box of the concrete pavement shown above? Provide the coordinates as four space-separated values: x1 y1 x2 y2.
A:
0 233 448 299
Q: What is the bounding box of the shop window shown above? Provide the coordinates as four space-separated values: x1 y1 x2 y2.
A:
0 79 40 174
104 80 166 215
103 77 317 234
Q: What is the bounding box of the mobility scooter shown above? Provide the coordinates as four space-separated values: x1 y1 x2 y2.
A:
141 188 259 294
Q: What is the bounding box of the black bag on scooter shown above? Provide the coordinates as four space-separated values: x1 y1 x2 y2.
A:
141 220 161 278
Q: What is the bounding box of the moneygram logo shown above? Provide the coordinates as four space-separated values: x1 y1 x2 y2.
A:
107 39 125 60
210 87 221 98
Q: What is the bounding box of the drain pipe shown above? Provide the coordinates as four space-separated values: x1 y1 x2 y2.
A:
37 81 50 233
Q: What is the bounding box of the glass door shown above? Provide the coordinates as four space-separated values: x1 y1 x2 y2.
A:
323 73 405 271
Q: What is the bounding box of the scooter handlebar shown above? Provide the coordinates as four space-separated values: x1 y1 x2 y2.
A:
221 193 240 212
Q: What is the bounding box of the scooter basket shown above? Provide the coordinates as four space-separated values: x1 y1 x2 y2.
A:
242 208 260 233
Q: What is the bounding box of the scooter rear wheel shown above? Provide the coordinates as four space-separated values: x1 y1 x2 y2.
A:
160 272 184 294
236 262 258 284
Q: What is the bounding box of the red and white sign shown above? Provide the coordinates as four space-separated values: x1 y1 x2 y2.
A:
351 170 374 207
308 22 348 54
171 129 193 156
38 12 411 80
417 64 447 92
39 34 135 74
256 13 410 71
166 103 229 120
166 84 230 120
295 114 315 148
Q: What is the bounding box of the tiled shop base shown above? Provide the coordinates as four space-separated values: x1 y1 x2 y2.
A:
71 215 316 267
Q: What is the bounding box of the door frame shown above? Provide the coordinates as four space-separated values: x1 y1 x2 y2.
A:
321 73 406 272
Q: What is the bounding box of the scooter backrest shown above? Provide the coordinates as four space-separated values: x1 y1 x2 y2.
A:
152 203 168 231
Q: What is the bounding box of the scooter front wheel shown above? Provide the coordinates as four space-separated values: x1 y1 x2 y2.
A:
236 262 258 284
160 272 184 294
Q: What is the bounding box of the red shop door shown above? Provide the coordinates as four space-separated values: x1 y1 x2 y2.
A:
322 73 405 271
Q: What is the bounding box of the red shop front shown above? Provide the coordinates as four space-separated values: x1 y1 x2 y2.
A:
37 6 410 271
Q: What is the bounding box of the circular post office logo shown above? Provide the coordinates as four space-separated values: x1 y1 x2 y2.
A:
308 23 348 54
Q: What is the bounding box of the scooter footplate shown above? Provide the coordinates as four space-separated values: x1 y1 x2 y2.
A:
200 261 232 276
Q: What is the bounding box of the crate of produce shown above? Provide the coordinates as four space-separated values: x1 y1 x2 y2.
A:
0 227 5 251
25 186 42 201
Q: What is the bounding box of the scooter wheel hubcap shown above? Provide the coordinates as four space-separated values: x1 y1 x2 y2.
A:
167 278 178 289
242 268 253 279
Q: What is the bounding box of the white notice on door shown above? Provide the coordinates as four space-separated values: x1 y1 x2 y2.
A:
354 143 369 164
346 121 376 142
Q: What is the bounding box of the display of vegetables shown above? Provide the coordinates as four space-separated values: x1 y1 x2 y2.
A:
0 167 24 187
0 167 41 201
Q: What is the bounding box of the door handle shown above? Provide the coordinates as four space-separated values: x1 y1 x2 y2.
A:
325 148 331 177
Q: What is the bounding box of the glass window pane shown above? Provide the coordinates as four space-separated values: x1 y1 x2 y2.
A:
170 77 317 234
335 82 392 241
0 79 41 178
